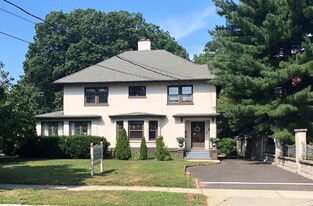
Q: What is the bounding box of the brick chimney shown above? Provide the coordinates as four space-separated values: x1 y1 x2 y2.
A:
138 37 151 51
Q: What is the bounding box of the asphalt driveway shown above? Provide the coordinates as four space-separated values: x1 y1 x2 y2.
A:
188 158 313 191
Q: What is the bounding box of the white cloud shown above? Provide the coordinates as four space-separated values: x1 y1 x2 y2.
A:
160 6 215 40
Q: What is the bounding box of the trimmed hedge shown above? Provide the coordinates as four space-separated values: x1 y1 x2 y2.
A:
17 135 110 159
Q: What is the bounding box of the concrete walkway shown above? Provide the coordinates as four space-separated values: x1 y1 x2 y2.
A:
1 184 313 206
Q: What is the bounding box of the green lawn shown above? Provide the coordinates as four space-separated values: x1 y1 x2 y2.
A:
0 189 207 206
0 157 201 188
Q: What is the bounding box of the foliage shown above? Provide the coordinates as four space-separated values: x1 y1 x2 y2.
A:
20 9 188 114
113 128 132 160
17 135 109 159
199 0 313 141
139 137 148 160
155 136 171 161
0 63 36 156
59 135 110 158
17 136 63 158
217 138 237 156
176 137 186 144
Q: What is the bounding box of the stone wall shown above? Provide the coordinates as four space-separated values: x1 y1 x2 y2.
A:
264 129 313 180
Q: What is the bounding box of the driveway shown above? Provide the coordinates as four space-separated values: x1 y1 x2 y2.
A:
188 158 313 191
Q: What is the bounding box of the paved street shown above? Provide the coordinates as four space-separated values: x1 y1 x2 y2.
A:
188 158 313 190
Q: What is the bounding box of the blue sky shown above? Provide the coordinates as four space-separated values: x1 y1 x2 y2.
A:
0 0 224 82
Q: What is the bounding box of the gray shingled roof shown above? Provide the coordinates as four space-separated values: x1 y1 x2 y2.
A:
35 111 101 119
54 50 214 84
109 112 166 119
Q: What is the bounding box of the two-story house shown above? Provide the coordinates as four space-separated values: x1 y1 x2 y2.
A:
35 39 218 157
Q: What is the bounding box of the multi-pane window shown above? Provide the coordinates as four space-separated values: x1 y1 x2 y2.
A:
128 121 144 139
69 121 91 135
129 86 146 97
149 121 158 140
168 85 193 104
85 87 108 105
41 122 63 136
116 121 124 139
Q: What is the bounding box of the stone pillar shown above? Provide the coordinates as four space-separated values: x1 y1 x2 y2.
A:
274 138 283 165
295 129 307 172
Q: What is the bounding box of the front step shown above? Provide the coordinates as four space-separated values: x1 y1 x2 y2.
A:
185 150 211 160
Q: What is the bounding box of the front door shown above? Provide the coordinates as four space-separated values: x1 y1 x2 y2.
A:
191 122 205 148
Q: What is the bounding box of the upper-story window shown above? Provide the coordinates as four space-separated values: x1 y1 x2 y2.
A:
129 86 146 97
85 87 108 105
168 85 193 104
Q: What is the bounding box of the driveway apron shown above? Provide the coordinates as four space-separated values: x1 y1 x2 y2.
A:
188 158 313 190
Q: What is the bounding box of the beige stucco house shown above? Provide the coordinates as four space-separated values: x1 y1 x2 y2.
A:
36 40 218 157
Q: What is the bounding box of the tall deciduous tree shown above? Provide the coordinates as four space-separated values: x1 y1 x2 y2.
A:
206 0 313 142
21 9 188 114
0 62 36 155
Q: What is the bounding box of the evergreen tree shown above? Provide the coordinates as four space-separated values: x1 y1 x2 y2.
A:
155 136 171 161
139 136 148 160
206 0 313 142
113 128 132 160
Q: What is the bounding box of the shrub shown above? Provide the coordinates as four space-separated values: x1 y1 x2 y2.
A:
139 137 148 160
217 137 237 156
17 135 110 159
59 135 110 159
17 136 63 158
113 128 132 160
155 136 171 161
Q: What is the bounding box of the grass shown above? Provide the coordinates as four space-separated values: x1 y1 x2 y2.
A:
0 189 207 206
0 157 201 188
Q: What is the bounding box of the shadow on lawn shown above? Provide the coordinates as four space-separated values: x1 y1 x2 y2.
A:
0 159 90 185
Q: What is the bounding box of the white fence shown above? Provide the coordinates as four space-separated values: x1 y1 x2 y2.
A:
90 142 103 176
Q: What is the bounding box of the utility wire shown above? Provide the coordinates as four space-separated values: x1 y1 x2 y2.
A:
95 63 155 80
3 0 48 25
0 7 36 24
116 55 181 80
3 0 100 49
0 31 30 43
3 0 176 80
116 55 191 80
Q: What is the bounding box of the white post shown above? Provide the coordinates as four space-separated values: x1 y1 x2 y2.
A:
100 141 103 172
274 138 283 165
295 129 307 173
90 143 94 176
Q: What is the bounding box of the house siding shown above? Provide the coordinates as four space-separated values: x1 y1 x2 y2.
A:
40 81 216 149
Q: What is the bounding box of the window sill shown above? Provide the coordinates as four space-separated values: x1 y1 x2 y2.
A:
128 96 147 99
167 102 194 105
129 140 156 143
129 139 142 143
84 103 109 107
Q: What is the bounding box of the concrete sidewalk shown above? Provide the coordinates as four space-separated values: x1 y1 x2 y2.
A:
1 184 313 206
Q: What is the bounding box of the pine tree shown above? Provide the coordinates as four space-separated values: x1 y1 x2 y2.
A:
155 136 171 161
113 128 132 160
139 136 148 160
207 0 313 142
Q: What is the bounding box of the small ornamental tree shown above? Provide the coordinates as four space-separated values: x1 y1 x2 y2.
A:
114 128 132 160
155 136 171 161
139 136 148 160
